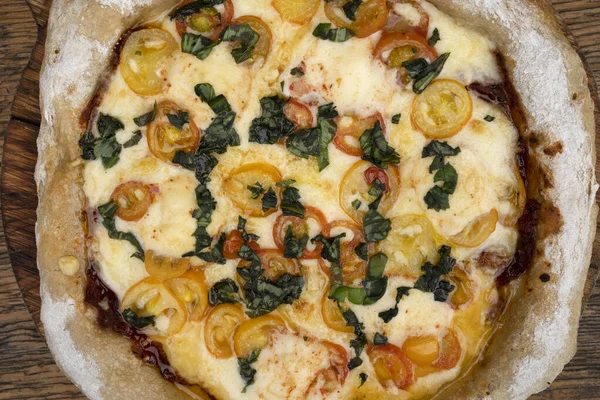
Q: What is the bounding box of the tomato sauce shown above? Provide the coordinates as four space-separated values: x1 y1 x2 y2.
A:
84 263 185 383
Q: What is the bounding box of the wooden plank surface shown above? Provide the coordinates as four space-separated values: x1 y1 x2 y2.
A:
0 0 599 399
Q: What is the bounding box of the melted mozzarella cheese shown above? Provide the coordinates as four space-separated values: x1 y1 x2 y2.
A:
83 0 522 398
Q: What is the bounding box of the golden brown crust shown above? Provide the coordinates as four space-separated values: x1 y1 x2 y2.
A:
36 0 597 399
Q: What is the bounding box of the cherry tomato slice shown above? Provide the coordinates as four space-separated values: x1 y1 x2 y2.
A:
120 29 178 96
284 99 314 131
175 0 234 42
257 249 300 280
339 161 400 223
231 16 272 62
384 0 430 37
305 341 349 396
272 0 320 24
432 330 461 370
447 266 475 309
321 293 353 333
326 220 374 284
325 0 389 38
412 79 473 139
449 209 498 248
374 32 437 66
144 250 190 281
164 270 209 321
273 206 329 259
223 162 282 217
110 181 154 221
367 344 414 390
333 113 384 157
147 101 201 162
223 230 260 259
233 314 286 357
204 303 245 358
120 277 187 336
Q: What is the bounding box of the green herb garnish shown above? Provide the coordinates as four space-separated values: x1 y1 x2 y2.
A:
122 308 155 329
261 187 277 212
391 113 401 124
359 121 400 169
428 28 440 46
283 225 309 258
313 23 354 42
209 278 240 305
133 101 157 127
97 201 144 259
123 130 143 148
247 182 265 199
373 332 388 345
414 245 456 301
167 110 189 130
181 32 218 60
342 0 362 20
484 115 495 122
238 348 261 392
378 286 411 322
402 52 450 94
249 96 296 144
220 24 260 64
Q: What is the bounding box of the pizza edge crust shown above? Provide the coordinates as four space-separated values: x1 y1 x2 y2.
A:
35 1 597 399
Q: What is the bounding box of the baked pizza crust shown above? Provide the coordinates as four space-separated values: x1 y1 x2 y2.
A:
36 0 598 399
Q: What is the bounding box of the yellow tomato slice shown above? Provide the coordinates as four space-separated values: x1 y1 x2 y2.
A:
367 344 414 390
233 314 286 357
120 277 187 336
110 181 154 222
449 209 498 248
324 0 388 38
232 16 272 62
223 162 282 217
377 215 438 278
412 79 473 139
147 101 201 162
120 29 177 95
432 330 462 370
272 0 320 24
144 250 190 281
447 266 475 309
339 161 400 223
204 304 245 358
164 271 209 321
257 249 300 281
321 294 353 333
402 336 440 367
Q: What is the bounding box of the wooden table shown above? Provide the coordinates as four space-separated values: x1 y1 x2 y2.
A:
1 0 599 399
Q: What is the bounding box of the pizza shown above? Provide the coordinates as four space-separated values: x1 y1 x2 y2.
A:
36 0 597 399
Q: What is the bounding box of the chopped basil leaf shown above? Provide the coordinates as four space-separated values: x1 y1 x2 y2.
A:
363 208 391 243
414 245 456 301
342 308 367 368
167 110 189 130
183 183 218 256
287 103 338 171
98 201 144 259
342 0 363 20
348 357 363 370
181 32 218 60
351 199 362 210
359 121 400 169
368 178 386 198
195 83 232 114
241 273 305 318
261 187 277 212
276 179 297 188
434 162 458 194
402 58 429 79
367 252 387 278
247 182 265 199
280 185 305 218
484 114 495 122
428 27 440 47
422 140 461 172
123 130 143 148
313 23 354 42
283 225 309 258
199 111 240 153
391 113 401 124
378 286 411 322
373 332 388 346
249 96 295 144
312 233 346 264
354 242 368 261
85 113 124 169
359 372 368 387
133 101 157 127
209 278 240 305
122 308 155 329
173 151 218 184
290 66 304 76
170 0 225 21
406 52 451 94
238 348 261 392
237 216 260 243
220 24 259 64
424 185 450 211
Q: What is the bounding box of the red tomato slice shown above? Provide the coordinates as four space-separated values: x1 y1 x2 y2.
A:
174 0 234 42
273 206 329 259
368 344 414 390
110 181 154 221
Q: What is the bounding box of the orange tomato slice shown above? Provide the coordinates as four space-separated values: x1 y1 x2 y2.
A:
273 206 329 259
233 314 286 357
204 303 245 358
223 162 282 217
164 270 209 321
367 344 414 390
144 250 190 281
110 181 154 221
333 113 384 157
147 101 201 162
325 0 389 38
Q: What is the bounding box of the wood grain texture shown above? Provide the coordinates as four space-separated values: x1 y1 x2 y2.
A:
0 0 598 399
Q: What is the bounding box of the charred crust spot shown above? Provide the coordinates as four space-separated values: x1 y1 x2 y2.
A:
538 202 563 240
543 141 563 157
528 134 539 146
572 93 578 100
539 273 551 282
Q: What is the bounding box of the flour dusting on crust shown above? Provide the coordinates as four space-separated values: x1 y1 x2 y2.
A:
97 0 153 13
41 288 102 399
